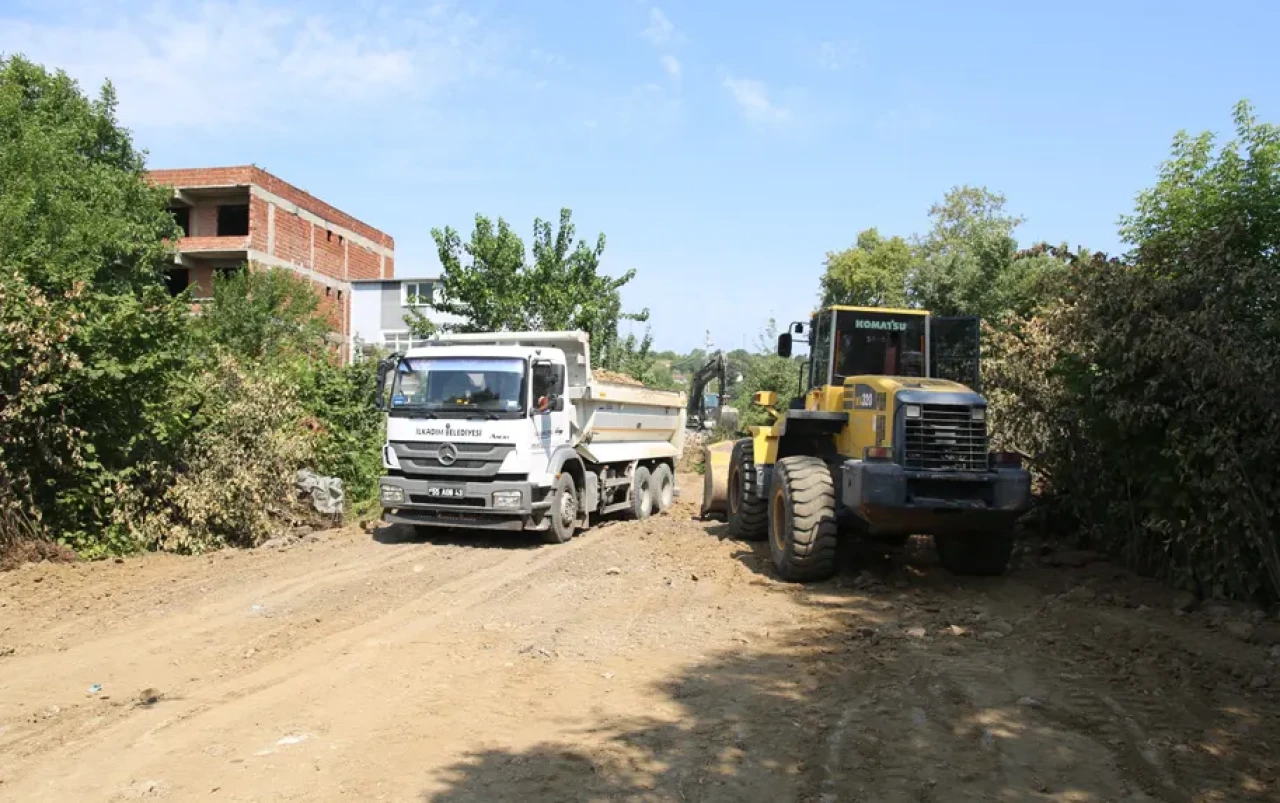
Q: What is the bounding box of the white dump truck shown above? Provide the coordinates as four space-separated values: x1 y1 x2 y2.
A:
374 331 687 542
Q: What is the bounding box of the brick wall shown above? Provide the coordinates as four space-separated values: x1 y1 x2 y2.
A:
149 166 255 190
176 235 251 252
250 196 270 252
272 210 312 267
312 225 345 280
245 167 393 249
348 243 381 280
191 205 218 237
149 165 393 250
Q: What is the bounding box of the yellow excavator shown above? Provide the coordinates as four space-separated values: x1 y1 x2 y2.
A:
703 306 1030 582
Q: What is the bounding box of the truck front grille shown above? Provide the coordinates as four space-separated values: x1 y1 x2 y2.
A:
903 404 987 472
390 441 515 479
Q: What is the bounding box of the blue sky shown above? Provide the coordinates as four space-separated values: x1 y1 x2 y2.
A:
3 0 1278 352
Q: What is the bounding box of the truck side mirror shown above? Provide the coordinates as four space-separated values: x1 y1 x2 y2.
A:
777 332 792 359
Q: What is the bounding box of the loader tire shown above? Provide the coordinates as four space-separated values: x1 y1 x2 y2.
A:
767 456 839 583
934 530 1014 576
650 464 675 512
542 472 578 544
727 440 767 541
630 466 654 520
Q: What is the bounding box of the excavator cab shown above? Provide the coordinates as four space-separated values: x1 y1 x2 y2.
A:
711 305 1029 583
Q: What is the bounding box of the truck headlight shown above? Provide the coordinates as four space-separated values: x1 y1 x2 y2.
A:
380 485 405 504
904 404 921 419
492 490 523 509
971 407 986 422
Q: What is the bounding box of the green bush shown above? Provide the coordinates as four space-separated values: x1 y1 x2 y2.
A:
119 358 317 552
987 239 1280 600
1 56 198 554
983 101 1280 601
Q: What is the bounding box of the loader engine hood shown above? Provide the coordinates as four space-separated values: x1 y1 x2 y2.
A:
843 376 985 409
884 377 985 408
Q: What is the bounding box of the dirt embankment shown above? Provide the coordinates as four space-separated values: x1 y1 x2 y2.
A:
1 475 1277 802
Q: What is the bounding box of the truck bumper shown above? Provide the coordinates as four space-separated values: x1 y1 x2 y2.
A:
840 460 1031 537
378 476 554 532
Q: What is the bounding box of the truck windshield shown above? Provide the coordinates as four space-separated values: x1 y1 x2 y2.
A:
391 357 526 415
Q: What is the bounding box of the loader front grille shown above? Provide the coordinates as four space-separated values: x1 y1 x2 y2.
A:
903 404 987 472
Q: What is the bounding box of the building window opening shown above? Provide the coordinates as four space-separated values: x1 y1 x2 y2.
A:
166 267 190 296
403 281 436 307
217 204 250 236
170 206 190 236
215 265 243 282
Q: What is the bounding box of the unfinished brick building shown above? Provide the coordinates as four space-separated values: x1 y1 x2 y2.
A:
147 166 395 356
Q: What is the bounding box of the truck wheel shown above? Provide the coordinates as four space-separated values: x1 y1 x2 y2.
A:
630 466 653 520
727 439 767 541
934 530 1014 576
767 456 838 582
543 473 578 544
650 464 675 512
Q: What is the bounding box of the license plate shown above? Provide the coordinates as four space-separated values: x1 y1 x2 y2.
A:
425 486 466 499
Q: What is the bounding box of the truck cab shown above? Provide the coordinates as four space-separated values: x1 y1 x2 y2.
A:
377 342 572 532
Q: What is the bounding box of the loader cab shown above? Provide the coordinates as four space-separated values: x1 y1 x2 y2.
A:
786 306 980 401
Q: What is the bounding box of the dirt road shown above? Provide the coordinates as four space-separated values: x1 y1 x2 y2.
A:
1 474 1277 802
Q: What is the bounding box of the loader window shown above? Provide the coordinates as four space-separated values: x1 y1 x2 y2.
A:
809 311 833 389
833 311 926 381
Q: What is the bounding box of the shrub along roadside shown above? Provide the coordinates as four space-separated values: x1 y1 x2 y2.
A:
983 104 1280 601
0 56 384 559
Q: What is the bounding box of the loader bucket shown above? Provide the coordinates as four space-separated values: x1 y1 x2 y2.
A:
700 440 736 520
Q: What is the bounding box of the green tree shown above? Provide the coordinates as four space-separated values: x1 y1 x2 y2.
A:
0 56 194 551
819 228 913 307
197 267 329 360
910 186 1022 319
409 208 653 378
1120 100 1280 260
985 101 1280 600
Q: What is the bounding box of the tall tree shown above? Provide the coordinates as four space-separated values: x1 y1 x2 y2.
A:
909 185 1063 321
0 56 193 546
819 228 913 308
1120 100 1280 261
409 208 649 370
910 186 1022 318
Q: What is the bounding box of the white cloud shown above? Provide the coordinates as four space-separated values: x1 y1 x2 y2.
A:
642 7 675 46
659 54 681 79
0 1 504 131
814 40 855 71
723 76 788 124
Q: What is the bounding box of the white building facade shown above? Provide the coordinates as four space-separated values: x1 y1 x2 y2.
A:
349 277 460 360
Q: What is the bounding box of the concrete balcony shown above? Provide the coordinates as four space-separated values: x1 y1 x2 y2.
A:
173 235 250 263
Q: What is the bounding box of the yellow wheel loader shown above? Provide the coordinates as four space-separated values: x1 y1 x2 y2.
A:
709 306 1031 582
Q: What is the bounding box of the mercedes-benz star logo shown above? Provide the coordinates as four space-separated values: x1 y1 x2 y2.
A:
437 442 458 466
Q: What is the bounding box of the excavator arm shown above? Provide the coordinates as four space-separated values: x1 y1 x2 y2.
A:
686 352 729 430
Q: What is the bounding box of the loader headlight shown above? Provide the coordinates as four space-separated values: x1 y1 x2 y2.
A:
971 407 986 422
492 490 523 509
904 404 921 419
380 485 405 504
